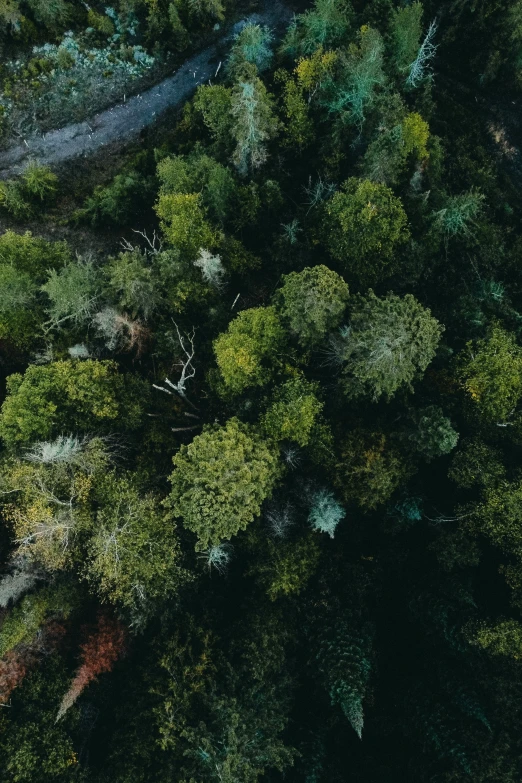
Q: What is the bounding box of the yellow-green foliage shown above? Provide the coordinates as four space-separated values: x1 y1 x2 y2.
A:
459 325 522 422
0 360 148 446
336 430 411 509
324 178 410 284
262 378 323 446
168 418 281 550
213 306 286 394
466 620 522 660
0 583 79 658
88 474 189 610
401 112 429 159
274 264 349 348
256 536 321 601
155 192 217 257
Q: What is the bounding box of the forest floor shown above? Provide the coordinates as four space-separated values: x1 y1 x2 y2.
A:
0 0 292 179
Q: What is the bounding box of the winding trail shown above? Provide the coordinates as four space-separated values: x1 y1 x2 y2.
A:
0 1 292 179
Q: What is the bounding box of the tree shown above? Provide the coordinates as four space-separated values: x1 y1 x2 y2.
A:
0 231 69 347
253 535 321 600
193 84 234 150
308 488 345 537
336 429 411 509
323 25 386 130
0 360 148 446
334 291 442 401
57 613 125 720
41 257 102 330
448 440 506 489
433 191 485 240
155 192 217 257
404 405 459 461
167 418 281 549
324 179 410 284
213 306 286 394
227 23 274 76
281 0 353 57
87 474 189 613
273 265 349 348
231 75 279 176
389 2 423 77
157 151 237 224
458 325 522 423
261 378 323 446
316 620 373 738
107 247 162 320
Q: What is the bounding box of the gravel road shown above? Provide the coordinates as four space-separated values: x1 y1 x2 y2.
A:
0 1 292 179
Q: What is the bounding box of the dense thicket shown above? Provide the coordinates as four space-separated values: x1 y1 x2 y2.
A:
1 0 522 781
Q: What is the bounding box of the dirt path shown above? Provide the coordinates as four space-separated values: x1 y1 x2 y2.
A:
0 1 292 179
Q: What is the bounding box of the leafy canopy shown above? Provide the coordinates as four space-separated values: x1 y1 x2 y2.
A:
168 418 281 549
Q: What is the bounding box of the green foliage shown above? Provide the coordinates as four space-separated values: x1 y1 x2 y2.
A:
231 75 279 176
0 360 148 446
41 257 101 329
324 25 385 129
336 291 442 401
336 429 411 509
449 440 506 489
0 583 78 658
87 474 189 613
317 621 373 737
261 378 323 446
324 178 410 284
193 84 234 148
167 418 281 549
155 192 217 257
389 2 423 76
0 163 58 218
157 151 236 223
213 306 286 394
466 620 522 659
0 231 69 347
405 405 459 460
107 248 161 320
281 0 353 56
227 23 274 76
433 191 485 239
458 325 522 423
255 535 321 600
274 265 349 348
78 170 154 227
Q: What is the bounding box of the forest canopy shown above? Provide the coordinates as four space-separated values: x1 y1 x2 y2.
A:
0 0 522 781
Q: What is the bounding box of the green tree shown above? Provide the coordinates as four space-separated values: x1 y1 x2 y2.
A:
448 439 506 489
404 405 459 460
336 429 411 509
458 325 522 423
0 360 148 446
193 84 234 150
324 25 386 130
41 257 102 330
0 231 69 347
466 620 522 659
227 23 274 76
261 378 323 446
334 291 442 401
281 0 353 56
253 535 321 600
155 192 217 257
213 306 286 394
107 248 162 320
157 151 237 224
87 474 189 613
389 2 423 77
324 178 410 284
274 265 349 348
231 75 279 176
167 418 281 549
316 620 373 738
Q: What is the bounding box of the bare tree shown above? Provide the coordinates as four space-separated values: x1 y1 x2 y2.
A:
153 323 200 418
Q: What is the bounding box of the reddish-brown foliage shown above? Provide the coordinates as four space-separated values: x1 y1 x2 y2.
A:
0 649 28 705
57 614 125 720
